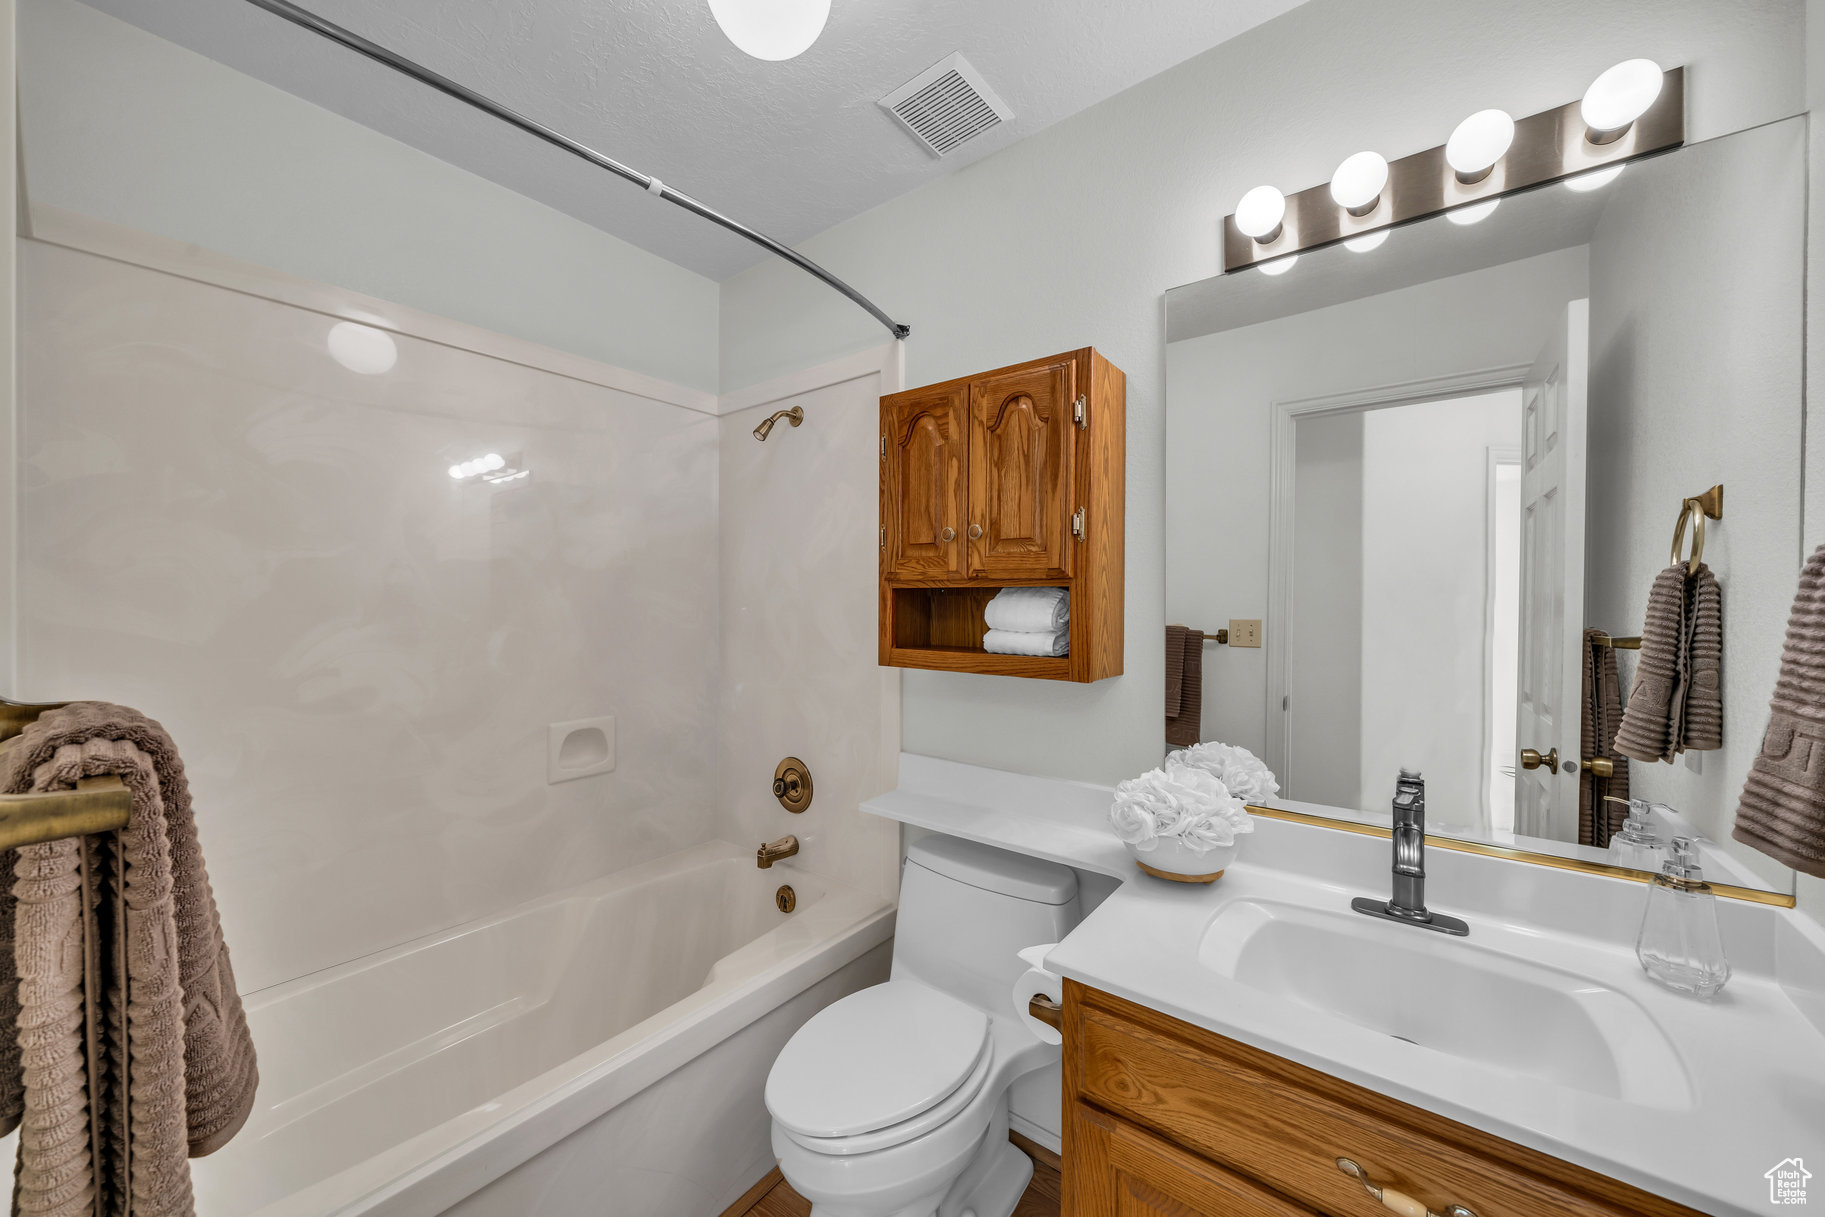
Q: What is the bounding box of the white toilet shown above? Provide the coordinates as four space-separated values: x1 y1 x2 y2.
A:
765 836 1080 1217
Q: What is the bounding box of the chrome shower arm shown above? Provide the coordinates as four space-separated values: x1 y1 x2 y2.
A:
239 0 911 341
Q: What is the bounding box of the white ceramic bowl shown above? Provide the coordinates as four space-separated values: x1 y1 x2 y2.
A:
1125 837 1237 884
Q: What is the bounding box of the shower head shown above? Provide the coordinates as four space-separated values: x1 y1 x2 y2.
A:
753 405 804 442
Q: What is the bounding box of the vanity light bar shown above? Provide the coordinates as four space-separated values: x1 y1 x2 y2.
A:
1221 65 1684 272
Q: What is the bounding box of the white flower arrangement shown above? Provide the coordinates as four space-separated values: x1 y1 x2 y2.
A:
1109 761 1254 855
1166 740 1280 804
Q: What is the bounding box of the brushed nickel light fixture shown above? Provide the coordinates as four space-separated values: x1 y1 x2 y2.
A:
1222 59 1682 272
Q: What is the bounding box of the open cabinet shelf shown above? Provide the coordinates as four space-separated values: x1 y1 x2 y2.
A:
878 348 1124 683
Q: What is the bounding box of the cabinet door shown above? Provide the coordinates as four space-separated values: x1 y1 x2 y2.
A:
882 384 968 580
968 359 1075 579
1068 1104 1322 1217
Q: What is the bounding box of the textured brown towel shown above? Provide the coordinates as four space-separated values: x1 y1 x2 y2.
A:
1683 566 1724 750
1164 626 1204 748
0 704 257 1216
1616 563 1724 762
1735 545 1825 877
1579 628 1631 845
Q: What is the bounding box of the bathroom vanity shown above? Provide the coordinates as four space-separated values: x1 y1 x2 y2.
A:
865 755 1825 1217
1060 984 1697 1217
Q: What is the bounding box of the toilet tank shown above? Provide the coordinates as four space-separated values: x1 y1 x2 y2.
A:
891 835 1080 1017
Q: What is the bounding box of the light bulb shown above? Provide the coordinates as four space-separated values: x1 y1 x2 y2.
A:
1329 151 1389 216
1343 229 1389 253
1234 185 1287 242
1564 164 1625 192
1582 59 1663 143
707 0 830 61
448 465 465 479
1447 198 1500 226
482 453 506 471
1258 254 1299 276
327 322 398 375
1445 109 1514 183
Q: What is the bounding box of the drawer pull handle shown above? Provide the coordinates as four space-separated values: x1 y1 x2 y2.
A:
1337 1159 1476 1217
1027 994 1063 1031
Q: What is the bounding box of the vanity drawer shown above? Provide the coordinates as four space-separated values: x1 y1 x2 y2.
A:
1066 983 1698 1217
1067 1101 1322 1217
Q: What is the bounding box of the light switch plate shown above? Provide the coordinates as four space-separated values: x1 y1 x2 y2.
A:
1230 619 1263 648
548 716 616 783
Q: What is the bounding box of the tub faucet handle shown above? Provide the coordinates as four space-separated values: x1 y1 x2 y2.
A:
757 834 799 869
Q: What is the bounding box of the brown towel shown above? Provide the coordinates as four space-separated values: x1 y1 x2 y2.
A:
0 704 257 1216
1165 626 1204 748
1615 563 1724 763
1735 545 1825 877
1579 628 1631 845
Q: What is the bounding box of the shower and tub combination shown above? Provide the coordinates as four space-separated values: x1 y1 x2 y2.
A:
19 208 904 1214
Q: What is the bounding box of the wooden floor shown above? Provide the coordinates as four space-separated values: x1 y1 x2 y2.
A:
723 1133 1062 1217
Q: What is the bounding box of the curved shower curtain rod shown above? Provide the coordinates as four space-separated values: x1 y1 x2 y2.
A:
239 0 911 341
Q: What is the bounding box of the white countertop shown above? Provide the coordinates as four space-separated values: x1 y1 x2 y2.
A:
865 754 1825 1217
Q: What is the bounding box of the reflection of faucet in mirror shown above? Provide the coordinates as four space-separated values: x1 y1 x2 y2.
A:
1351 771 1469 936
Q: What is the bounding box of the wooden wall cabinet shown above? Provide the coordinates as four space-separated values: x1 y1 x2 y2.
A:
1062 982 1702 1217
880 348 1124 682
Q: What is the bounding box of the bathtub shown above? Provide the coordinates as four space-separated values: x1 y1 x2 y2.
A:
191 841 895 1216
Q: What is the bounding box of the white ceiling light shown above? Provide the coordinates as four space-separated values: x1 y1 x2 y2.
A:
1581 58 1663 144
1257 254 1299 276
1234 185 1287 242
327 322 398 375
1564 164 1626 192
1329 151 1389 216
1447 198 1500 226
1445 109 1515 183
1343 229 1389 253
707 0 831 61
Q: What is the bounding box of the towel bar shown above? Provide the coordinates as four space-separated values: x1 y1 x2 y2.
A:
0 699 134 848
1193 628 1231 645
1592 634 1642 650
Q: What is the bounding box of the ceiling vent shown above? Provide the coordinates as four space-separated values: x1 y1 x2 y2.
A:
880 53 1013 157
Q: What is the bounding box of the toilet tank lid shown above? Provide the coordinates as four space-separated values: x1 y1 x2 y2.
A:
906 835 1077 905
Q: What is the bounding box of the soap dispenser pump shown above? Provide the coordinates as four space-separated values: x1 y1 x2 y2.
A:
1635 836 1730 998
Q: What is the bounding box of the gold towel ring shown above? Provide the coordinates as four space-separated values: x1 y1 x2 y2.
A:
1669 484 1724 577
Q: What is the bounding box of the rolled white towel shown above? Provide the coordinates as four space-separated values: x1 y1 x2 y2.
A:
984 587 1069 633
984 627 1069 657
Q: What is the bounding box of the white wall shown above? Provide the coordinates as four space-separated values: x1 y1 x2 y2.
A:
1167 249 1589 763
1287 412 1362 808
1584 118 1807 893
1359 392 1522 834
17 0 720 394
720 0 1803 788
18 232 723 994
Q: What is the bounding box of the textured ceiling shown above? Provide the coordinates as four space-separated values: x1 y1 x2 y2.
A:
81 0 1307 279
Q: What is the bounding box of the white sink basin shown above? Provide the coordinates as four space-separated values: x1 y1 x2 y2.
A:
1197 899 1693 1110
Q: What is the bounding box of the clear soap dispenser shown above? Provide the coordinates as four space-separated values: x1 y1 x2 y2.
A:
1607 797 1670 872
1635 836 1730 998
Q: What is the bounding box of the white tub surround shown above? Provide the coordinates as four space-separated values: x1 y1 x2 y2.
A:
193 842 892 1216
865 755 1825 1217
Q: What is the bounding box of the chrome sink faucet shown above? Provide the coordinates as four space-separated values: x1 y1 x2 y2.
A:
1351 770 1469 936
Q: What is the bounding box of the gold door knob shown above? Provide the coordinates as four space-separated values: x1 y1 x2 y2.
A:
968 523 983 539
1583 756 1616 778
1519 747 1560 774
941 527 955 542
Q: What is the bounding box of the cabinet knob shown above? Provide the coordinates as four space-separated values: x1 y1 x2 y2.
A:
968 524 983 540
941 527 955 542
1336 1159 1476 1217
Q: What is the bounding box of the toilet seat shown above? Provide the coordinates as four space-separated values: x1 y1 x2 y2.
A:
766 981 990 1148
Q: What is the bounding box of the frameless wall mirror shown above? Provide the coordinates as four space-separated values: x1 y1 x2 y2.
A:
1164 116 1804 901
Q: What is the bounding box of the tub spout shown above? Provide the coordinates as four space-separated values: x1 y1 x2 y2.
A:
756 835 799 869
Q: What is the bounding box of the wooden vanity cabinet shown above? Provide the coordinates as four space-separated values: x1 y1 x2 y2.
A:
879 348 1123 682
1061 982 1703 1217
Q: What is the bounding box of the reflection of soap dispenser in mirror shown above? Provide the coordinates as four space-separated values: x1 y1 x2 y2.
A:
1635 836 1730 998
1606 797 1670 871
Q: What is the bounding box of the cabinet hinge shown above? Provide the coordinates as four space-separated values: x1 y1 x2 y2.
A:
1072 395 1088 429
879 527 886 550
1071 507 1086 541
880 437 886 460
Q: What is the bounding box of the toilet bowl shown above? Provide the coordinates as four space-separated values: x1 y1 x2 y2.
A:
765 836 1080 1217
